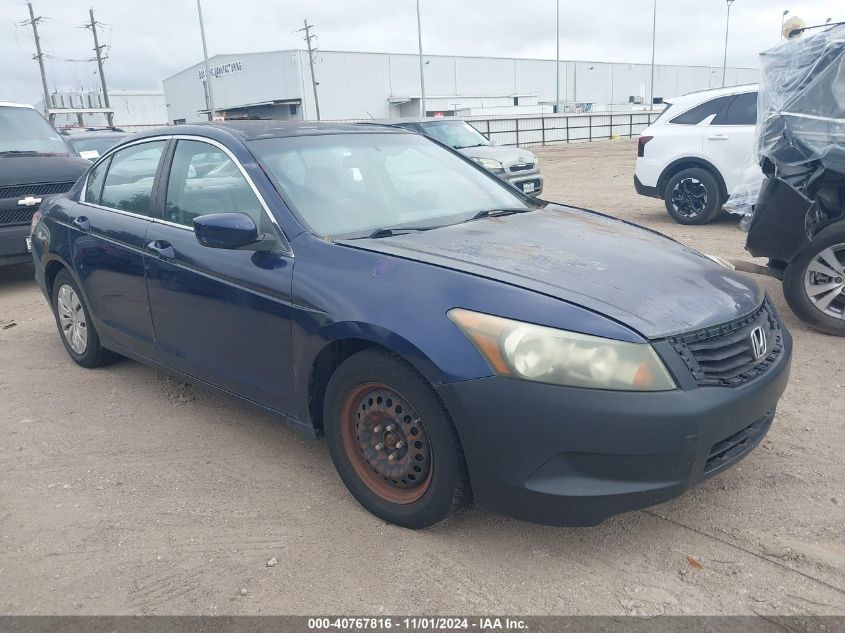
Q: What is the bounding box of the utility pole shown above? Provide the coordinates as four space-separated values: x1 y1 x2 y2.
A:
649 0 657 110
722 0 735 87
298 20 321 120
416 0 426 117
555 0 560 113
22 2 51 117
196 0 216 120
85 8 113 127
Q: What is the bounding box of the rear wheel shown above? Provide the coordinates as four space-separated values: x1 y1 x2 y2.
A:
783 224 845 335
664 167 723 225
51 269 120 367
324 349 469 529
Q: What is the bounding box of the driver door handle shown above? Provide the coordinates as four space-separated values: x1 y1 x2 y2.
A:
72 216 90 230
707 134 730 141
146 240 175 259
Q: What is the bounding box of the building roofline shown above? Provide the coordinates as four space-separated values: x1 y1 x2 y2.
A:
162 48 757 82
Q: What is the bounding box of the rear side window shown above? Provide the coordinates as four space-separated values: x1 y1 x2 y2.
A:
670 96 732 125
714 92 758 126
164 140 266 230
83 157 110 205
100 141 166 216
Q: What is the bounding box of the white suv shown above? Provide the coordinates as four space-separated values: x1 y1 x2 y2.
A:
634 84 758 225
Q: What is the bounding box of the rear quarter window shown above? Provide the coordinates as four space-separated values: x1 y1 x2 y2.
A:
670 96 732 125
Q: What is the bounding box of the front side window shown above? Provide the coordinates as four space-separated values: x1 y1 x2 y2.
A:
418 120 490 149
0 106 71 155
715 92 758 126
100 141 166 215
670 96 732 125
248 132 532 238
165 140 267 229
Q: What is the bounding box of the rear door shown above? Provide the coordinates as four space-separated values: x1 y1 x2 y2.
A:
144 138 296 414
703 91 758 193
68 139 167 356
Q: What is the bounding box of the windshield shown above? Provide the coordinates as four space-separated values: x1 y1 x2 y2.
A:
69 135 125 158
0 107 70 155
418 120 490 149
248 132 531 238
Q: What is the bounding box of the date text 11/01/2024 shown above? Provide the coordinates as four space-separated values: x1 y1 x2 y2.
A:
307 617 528 630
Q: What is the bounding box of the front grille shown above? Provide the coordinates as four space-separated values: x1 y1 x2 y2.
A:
0 208 37 226
509 163 535 173
704 409 774 474
668 298 783 387
0 181 74 200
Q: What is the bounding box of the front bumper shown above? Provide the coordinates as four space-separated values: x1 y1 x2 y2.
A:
436 327 792 526
504 173 544 197
0 224 32 267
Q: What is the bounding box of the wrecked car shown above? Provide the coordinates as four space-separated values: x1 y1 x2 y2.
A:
31 121 791 528
728 23 845 335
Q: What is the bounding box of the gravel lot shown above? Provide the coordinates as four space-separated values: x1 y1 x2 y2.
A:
1 139 843 616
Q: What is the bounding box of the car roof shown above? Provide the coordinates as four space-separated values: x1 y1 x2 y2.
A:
367 117 464 125
65 131 127 139
668 83 758 107
0 102 36 110
133 120 414 143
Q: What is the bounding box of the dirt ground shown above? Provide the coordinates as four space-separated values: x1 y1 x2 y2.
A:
1 139 843 616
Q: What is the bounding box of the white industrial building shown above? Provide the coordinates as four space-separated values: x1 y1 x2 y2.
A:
37 89 168 130
162 49 759 124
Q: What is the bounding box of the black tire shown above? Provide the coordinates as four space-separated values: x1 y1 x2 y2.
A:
51 269 121 367
664 167 723 225
323 349 469 529
782 224 845 336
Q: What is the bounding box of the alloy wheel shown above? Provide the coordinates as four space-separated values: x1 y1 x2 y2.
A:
803 243 845 320
670 177 708 217
57 284 88 354
340 382 433 504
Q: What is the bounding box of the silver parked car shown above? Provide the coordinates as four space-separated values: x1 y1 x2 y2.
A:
373 117 544 196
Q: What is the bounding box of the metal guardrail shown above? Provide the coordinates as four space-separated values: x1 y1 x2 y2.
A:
465 111 662 147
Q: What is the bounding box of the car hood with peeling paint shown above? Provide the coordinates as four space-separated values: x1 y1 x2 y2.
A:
338 204 764 339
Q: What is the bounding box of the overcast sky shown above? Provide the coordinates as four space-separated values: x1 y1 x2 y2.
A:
3 0 840 105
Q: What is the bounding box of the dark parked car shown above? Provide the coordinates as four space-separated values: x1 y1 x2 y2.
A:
31 122 792 528
62 129 128 161
0 102 89 267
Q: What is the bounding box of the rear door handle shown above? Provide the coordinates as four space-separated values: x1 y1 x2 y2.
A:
146 240 175 259
707 134 730 141
72 216 90 230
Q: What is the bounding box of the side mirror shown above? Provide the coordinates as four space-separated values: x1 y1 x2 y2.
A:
193 213 259 249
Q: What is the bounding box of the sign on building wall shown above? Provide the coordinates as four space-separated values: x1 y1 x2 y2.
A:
198 60 243 80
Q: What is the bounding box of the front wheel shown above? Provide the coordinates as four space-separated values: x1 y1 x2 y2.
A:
664 167 723 225
782 224 845 336
323 349 469 529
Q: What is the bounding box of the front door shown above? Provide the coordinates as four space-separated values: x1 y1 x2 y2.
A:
68 139 167 355
144 138 296 415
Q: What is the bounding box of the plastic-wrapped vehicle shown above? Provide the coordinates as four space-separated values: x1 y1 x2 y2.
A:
732 23 845 335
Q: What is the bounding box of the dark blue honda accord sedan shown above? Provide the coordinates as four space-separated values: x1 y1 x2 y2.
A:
30 121 792 528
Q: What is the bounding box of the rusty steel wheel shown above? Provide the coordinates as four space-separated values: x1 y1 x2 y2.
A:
324 349 469 528
340 382 433 504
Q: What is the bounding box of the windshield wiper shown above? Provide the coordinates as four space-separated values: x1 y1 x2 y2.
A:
454 143 487 149
468 207 535 221
366 226 444 239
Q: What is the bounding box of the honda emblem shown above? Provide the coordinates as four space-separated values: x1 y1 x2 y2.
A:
750 326 767 360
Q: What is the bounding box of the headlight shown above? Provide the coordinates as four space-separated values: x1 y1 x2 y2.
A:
448 309 676 391
473 157 505 172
